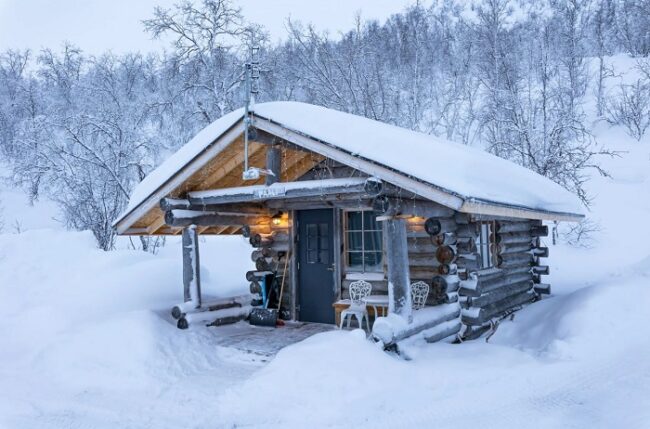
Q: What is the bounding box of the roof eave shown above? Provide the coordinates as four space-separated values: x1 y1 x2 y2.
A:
114 117 245 235
459 198 585 222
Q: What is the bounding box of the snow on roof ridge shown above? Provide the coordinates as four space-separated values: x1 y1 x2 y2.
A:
252 101 584 216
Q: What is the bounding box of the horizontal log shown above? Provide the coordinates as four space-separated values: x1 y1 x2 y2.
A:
457 223 479 235
459 323 492 341
160 198 269 214
205 314 248 327
530 225 549 237
372 196 455 218
177 305 252 329
459 272 533 297
456 239 477 254
424 218 457 236
251 248 273 261
424 320 462 343
455 213 470 224
250 282 261 294
408 241 437 254
494 231 534 244
165 210 269 228
188 177 382 206
494 221 533 234
437 263 457 275
534 283 551 295
433 232 457 246
456 255 480 270
492 242 532 255
531 247 549 257
464 280 532 308
372 304 461 346
245 270 274 282
461 291 535 325
531 265 550 275
445 292 459 304
408 254 439 267
436 245 456 264
496 252 534 268
171 295 249 320
410 267 442 279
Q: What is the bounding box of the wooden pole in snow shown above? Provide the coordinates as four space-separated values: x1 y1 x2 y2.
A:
384 217 413 323
182 225 202 309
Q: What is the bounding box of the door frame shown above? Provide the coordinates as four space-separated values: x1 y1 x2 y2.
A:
292 208 342 323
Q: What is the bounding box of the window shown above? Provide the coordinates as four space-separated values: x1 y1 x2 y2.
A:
345 211 383 272
476 221 496 268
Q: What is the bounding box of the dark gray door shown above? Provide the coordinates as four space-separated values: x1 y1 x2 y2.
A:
297 209 335 324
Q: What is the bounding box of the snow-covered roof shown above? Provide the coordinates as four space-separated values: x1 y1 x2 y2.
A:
116 101 584 232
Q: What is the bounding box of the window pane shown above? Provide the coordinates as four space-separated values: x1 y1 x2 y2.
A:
364 252 383 271
319 223 329 250
363 211 380 230
364 230 382 251
347 212 363 230
347 232 363 251
347 252 363 270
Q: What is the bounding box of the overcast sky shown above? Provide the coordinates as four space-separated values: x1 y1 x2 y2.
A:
0 0 423 55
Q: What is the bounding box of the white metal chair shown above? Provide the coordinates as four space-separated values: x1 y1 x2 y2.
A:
410 281 430 310
340 280 372 331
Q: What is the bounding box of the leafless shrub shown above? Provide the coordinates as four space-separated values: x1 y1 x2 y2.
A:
605 79 650 141
561 218 601 248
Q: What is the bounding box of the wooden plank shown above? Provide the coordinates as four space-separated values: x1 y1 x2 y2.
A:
383 217 412 322
182 225 202 307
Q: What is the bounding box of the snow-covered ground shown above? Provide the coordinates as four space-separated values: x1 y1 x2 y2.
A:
1 60 650 428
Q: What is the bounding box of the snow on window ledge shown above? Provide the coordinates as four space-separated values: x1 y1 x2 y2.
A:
345 272 385 281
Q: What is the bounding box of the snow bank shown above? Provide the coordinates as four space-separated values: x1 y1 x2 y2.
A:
217 266 650 428
0 228 258 428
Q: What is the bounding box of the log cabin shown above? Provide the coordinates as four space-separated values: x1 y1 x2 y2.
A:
113 101 584 346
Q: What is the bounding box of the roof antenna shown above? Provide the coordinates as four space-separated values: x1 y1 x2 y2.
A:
242 45 265 181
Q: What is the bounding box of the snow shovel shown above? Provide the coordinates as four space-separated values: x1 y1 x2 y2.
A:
249 251 289 326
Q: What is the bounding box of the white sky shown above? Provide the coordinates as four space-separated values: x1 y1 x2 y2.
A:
0 0 423 55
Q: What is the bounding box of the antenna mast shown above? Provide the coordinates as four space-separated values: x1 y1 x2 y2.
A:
243 46 260 179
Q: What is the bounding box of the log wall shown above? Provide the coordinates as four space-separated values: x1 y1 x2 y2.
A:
456 218 550 340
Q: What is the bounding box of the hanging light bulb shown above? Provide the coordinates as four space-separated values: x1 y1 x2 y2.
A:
272 212 283 226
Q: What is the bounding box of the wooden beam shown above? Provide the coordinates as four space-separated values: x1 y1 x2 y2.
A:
265 144 281 186
213 225 231 235
147 216 166 235
383 217 412 322
182 225 202 308
165 210 269 228
187 177 382 206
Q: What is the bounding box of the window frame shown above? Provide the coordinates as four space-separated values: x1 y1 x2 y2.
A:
343 209 384 274
476 220 497 269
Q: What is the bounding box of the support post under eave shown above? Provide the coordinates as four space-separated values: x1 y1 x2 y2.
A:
265 144 281 186
182 225 202 309
384 217 412 323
